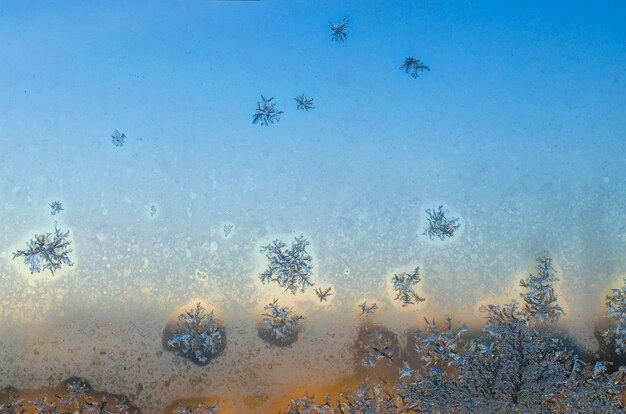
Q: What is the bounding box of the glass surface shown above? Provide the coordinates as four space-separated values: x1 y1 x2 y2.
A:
0 1 625 412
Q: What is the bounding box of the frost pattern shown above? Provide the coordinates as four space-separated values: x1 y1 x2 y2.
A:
259 236 314 294
111 129 126 147
604 278 626 354
284 255 626 413
252 95 283 126
12 225 74 275
519 256 565 323
315 286 333 302
359 327 395 367
391 267 425 307
359 301 378 317
50 200 64 215
259 299 304 346
166 303 225 366
294 94 314 111
329 18 348 42
422 205 461 240
173 403 220 414
0 392 137 413
400 57 430 78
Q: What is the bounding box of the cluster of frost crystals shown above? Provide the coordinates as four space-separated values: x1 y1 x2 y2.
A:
259 299 304 346
335 379 399 413
281 394 332 414
0 393 137 414
399 57 430 78
12 225 73 275
252 95 284 126
519 256 564 323
167 303 225 366
173 403 220 414
422 205 461 240
414 316 467 368
259 236 314 294
604 278 626 354
391 267 425 307
359 327 395 367
283 261 626 413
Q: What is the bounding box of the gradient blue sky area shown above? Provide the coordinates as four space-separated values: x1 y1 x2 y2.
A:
0 0 625 310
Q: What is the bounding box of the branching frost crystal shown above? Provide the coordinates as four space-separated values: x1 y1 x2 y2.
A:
173 403 220 414
259 299 304 346
329 18 348 42
50 200 64 215
252 95 284 126
259 236 314 294
315 286 333 302
111 129 126 147
166 303 226 366
12 225 73 275
519 256 564 323
294 94 314 111
391 267 425 307
359 301 378 316
400 57 430 78
422 205 461 240
359 327 395 367
604 278 626 354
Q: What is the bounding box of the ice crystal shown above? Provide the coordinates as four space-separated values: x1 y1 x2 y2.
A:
359 301 378 317
422 205 461 240
315 286 333 302
12 225 73 275
150 204 157 217
329 18 348 42
1 391 137 414
519 256 564 323
50 200 64 215
359 327 395 367
391 267 425 307
223 224 233 238
335 379 398 413
173 402 220 414
252 95 283 126
259 299 304 346
604 278 626 354
285 269 626 413
400 57 430 78
281 394 332 414
166 303 226 366
294 94 314 111
259 236 314 294
111 129 126 147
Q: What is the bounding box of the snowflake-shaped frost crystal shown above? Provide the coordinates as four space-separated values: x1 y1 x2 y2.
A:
259 236 314 294
294 94 314 111
391 267 425 307
50 200 64 215
13 225 73 275
252 95 284 126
